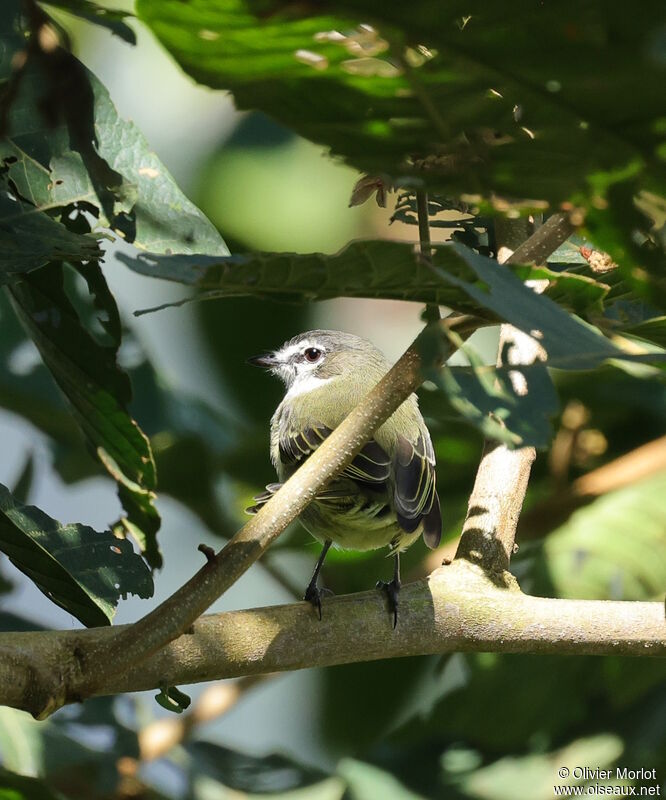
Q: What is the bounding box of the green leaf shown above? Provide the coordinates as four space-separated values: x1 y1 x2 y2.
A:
512 264 609 317
338 759 428 800
40 0 137 44
120 241 498 313
8 265 162 568
0 482 153 627
186 740 328 794
0 192 102 278
136 0 666 213
427 360 559 448
0 707 44 777
540 472 666 601
432 245 625 370
455 734 623 800
155 685 192 714
0 290 241 538
0 699 143 798
622 316 666 349
0 767 67 800
121 240 612 325
1 1 227 265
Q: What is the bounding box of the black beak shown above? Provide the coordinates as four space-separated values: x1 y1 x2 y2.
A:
247 352 278 368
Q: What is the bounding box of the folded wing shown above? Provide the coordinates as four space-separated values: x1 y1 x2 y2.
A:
394 432 441 549
246 424 391 513
248 423 442 550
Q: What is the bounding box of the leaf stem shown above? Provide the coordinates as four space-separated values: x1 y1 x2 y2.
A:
416 189 441 322
416 190 432 256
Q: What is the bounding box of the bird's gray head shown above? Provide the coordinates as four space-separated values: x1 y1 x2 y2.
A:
248 330 388 395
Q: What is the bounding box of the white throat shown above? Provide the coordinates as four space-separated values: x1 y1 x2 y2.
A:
284 373 335 399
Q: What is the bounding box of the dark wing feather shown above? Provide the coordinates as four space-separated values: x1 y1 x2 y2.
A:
279 425 329 465
245 482 282 514
280 424 390 486
422 491 442 549
394 432 441 548
247 424 391 514
343 439 392 486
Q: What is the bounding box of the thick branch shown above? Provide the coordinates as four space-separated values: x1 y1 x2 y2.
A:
29 316 474 718
455 213 576 572
0 559 663 713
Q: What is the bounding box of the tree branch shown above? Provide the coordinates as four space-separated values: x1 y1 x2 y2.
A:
19 314 476 718
455 213 576 573
0 559 662 713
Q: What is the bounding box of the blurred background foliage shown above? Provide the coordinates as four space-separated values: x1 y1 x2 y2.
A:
0 1 665 799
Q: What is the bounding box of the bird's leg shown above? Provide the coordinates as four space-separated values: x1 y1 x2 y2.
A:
376 552 401 628
303 539 333 620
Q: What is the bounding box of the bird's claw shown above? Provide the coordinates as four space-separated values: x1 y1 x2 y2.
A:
376 578 401 628
303 584 333 620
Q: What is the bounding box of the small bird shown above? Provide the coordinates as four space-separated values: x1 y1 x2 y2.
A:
247 330 441 626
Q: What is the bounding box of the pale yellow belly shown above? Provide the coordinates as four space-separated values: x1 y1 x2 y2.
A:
299 500 421 553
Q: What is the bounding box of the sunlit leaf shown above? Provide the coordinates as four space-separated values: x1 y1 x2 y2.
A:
41 0 137 44
455 734 622 800
137 0 666 220
540 472 666 600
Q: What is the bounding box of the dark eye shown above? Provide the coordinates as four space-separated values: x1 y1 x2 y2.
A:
304 347 322 363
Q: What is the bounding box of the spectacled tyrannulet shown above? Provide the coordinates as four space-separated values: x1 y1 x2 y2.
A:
247 330 441 626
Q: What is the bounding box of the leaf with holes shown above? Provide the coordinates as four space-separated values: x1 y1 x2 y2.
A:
120 240 612 322
0 483 153 626
0 192 102 278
